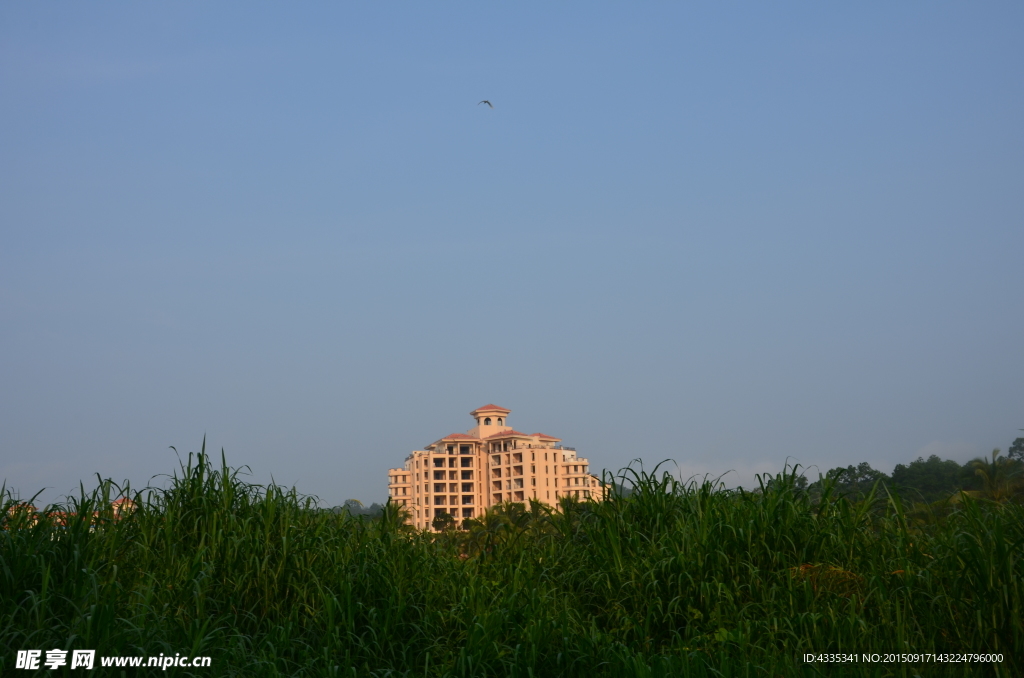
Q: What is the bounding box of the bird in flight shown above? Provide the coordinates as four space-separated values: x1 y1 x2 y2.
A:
478 100 494 108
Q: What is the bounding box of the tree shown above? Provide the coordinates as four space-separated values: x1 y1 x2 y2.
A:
431 511 456 532
1008 431 1024 462
968 449 1023 502
891 455 964 503
820 462 891 499
336 499 385 519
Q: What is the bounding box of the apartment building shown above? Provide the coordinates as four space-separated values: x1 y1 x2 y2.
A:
387 404 605 530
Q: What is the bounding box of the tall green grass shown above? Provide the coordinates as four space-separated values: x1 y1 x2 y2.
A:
2 450 1021 677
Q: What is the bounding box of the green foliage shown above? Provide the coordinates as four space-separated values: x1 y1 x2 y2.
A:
336 499 386 519
2 451 1022 677
967 449 1024 502
1008 436 1024 463
804 461 890 502
892 454 969 503
431 511 456 532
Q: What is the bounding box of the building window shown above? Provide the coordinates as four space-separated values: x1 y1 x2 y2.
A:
484 417 491 425
497 418 503 425
459 445 471 455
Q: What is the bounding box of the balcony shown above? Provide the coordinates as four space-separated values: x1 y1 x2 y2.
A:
461 470 473 480
461 483 474 492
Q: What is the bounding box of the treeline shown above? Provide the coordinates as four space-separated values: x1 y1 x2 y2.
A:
331 498 386 518
800 433 1024 504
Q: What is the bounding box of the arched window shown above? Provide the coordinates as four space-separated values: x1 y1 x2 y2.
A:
497 418 503 426
484 417 491 425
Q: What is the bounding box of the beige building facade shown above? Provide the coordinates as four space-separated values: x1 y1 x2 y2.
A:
387 404 604 530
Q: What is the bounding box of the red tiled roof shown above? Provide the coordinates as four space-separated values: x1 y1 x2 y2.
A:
531 433 561 440
426 432 481 447
471 404 511 414
484 429 532 439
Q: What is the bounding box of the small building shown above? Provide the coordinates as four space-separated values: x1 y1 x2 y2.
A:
387 404 605 530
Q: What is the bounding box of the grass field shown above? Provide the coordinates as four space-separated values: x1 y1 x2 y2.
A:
2 450 1021 677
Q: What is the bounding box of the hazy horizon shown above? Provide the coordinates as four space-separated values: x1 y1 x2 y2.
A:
2 3 1022 507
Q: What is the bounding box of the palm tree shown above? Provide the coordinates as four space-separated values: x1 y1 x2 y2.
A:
968 449 1023 502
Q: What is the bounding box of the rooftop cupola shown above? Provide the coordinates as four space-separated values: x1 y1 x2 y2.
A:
469 404 511 438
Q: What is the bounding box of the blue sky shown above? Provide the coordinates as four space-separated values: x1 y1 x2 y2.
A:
2 3 1022 506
